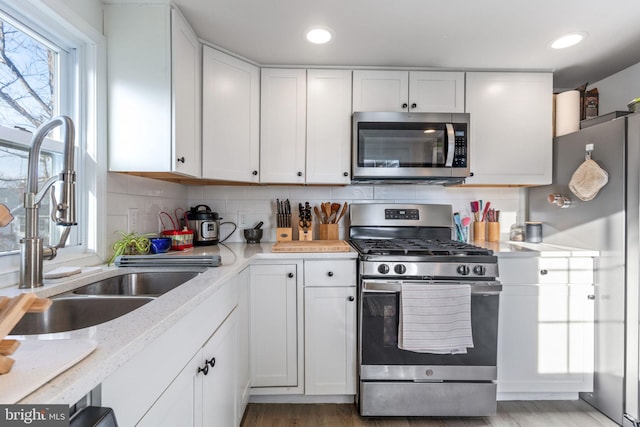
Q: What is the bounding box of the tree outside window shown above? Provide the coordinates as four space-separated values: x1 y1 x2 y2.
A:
0 16 60 253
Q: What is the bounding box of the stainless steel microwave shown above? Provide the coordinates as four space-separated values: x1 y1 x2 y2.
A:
351 112 471 183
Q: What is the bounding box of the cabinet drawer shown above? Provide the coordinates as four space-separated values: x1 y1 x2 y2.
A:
538 258 569 284
305 260 356 286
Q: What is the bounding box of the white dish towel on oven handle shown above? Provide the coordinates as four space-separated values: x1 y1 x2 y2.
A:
398 283 474 354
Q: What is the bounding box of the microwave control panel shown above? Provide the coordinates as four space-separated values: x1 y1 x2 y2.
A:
452 125 467 168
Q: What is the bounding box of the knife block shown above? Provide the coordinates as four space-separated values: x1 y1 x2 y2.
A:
319 223 339 240
298 227 313 241
276 228 292 242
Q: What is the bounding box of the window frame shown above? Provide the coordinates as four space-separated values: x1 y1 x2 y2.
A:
0 0 107 286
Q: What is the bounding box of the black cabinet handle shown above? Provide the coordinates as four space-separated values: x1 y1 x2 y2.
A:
207 357 216 368
288 273 294 278
197 364 209 376
540 269 548 275
348 296 355 302
327 271 334 277
297 171 303 177
402 103 408 109
411 103 417 109
177 156 185 163
343 172 349 177
252 170 258 176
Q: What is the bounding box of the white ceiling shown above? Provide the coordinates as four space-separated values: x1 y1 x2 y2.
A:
115 0 640 90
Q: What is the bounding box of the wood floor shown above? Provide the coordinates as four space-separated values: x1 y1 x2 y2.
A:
241 401 618 427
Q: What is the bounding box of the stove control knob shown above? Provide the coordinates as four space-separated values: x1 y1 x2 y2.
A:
394 264 407 275
378 264 390 274
457 265 470 276
473 265 486 276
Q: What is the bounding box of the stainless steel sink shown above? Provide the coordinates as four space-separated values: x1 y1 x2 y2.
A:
10 296 154 335
72 271 202 296
10 270 203 335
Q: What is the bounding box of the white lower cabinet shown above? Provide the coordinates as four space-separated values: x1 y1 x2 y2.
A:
101 275 246 426
497 256 595 396
304 259 357 395
304 286 356 394
249 262 302 393
139 309 238 426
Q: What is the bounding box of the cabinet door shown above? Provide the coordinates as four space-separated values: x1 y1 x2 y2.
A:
202 47 260 182
237 268 250 417
465 72 552 185
171 8 201 177
409 71 465 113
105 5 172 172
250 264 298 387
260 69 307 183
137 350 202 427
352 70 409 112
305 286 357 395
497 283 594 393
306 69 352 184
202 309 239 427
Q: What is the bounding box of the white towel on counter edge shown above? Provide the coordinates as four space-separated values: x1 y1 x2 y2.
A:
398 283 474 354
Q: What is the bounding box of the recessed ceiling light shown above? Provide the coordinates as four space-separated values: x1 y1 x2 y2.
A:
306 27 333 45
550 32 586 49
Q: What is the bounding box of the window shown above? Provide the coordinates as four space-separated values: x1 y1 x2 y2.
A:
0 12 72 255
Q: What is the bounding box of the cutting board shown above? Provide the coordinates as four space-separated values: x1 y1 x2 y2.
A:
271 240 352 253
0 338 97 403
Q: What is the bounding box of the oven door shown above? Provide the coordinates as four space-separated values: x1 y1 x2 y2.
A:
359 279 500 382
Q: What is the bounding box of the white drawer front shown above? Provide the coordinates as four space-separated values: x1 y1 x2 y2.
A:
305 260 356 286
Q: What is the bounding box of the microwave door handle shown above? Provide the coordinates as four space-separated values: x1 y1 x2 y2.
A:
445 123 455 167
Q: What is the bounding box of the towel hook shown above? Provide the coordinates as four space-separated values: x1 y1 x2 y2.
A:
585 143 594 161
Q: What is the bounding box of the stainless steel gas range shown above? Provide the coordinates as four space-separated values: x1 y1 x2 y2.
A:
349 203 502 417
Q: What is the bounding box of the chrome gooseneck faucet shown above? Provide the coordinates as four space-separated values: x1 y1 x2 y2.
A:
19 116 77 289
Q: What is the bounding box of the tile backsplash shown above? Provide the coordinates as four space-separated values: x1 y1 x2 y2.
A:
107 173 525 246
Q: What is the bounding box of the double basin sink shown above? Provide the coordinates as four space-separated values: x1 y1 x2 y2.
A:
10 270 203 335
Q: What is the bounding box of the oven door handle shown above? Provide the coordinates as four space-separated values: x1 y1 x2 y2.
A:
362 280 502 295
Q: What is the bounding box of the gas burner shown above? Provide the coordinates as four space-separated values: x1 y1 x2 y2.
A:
350 238 493 257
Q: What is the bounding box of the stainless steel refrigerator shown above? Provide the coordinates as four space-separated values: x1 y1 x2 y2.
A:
527 112 640 426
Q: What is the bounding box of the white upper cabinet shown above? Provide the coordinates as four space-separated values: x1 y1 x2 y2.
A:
202 47 260 182
465 72 553 185
306 69 352 184
105 5 201 177
260 68 307 184
353 70 464 113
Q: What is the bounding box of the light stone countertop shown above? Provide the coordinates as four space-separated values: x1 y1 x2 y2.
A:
475 240 599 258
4 242 357 406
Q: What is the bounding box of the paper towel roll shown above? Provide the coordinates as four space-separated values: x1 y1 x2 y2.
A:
555 90 580 136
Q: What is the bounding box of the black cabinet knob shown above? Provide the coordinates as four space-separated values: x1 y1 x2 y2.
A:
348 296 355 302
343 172 349 177
197 364 209 376
252 170 258 176
402 103 408 109
327 271 334 277
411 103 417 109
206 357 216 368
297 171 303 177
177 156 185 163
540 269 548 275
288 272 294 278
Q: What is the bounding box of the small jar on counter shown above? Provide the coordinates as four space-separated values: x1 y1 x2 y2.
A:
509 224 525 242
525 221 543 243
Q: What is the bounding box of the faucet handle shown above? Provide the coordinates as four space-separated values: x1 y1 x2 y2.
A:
50 173 77 226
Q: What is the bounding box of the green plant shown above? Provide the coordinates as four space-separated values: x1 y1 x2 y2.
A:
109 231 153 265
